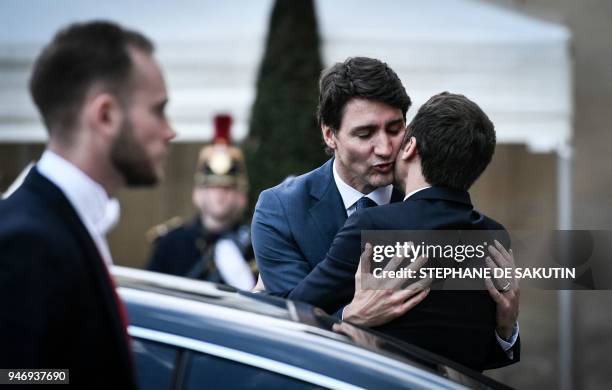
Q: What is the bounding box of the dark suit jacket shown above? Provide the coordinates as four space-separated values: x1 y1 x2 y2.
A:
252 158 404 296
289 186 520 371
0 168 137 388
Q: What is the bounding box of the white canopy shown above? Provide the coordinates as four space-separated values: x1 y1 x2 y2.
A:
0 0 571 152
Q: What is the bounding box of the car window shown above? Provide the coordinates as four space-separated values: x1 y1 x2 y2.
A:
184 351 324 390
133 338 178 390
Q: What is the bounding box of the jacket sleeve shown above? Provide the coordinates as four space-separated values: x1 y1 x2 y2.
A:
251 189 313 297
485 334 521 369
288 211 371 313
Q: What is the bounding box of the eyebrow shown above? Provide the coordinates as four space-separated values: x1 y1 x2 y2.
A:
350 117 405 132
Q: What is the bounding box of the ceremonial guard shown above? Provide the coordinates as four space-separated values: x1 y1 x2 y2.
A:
147 115 256 290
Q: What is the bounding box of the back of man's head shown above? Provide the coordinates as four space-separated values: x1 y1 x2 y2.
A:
404 92 496 191
317 56 411 132
29 21 154 144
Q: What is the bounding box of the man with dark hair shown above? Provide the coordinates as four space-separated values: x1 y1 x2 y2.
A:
317 57 412 155
288 92 517 370
252 57 519 362
0 21 175 387
401 92 496 191
253 57 409 301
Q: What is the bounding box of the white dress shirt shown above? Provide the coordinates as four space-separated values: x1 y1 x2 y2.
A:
37 150 120 267
332 159 394 215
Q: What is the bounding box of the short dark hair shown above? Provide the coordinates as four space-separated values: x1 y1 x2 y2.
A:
403 92 496 191
317 57 411 132
29 21 154 142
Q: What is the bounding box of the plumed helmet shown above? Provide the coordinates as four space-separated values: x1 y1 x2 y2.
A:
194 114 248 193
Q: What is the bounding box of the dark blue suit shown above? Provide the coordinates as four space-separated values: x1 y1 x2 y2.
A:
0 168 136 388
288 186 520 371
252 159 403 296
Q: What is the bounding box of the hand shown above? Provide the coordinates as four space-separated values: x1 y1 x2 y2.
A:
252 274 266 292
484 240 519 340
343 243 431 327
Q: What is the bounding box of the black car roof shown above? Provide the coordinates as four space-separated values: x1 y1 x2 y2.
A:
113 266 512 390
113 266 291 320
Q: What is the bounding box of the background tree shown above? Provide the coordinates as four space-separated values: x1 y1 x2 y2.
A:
243 0 326 211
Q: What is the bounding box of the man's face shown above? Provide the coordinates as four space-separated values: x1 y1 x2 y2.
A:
193 186 247 223
323 98 405 194
111 48 176 186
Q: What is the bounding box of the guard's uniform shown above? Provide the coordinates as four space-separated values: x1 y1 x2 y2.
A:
147 216 255 284
146 113 256 288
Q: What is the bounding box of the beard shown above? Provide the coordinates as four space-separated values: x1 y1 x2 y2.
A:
110 118 158 187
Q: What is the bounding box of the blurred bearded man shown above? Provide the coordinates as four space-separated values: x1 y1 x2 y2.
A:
0 21 175 388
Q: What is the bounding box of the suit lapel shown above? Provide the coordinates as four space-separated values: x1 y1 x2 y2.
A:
306 160 347 261
305 160 406 260
23 169 133 370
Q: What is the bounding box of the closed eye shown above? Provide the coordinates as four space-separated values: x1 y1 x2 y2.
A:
386 119 405 134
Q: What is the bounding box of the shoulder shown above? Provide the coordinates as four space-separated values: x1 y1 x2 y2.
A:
260 159 333 201
0 190 66 242
481 214 506 231
363 201 418 223
478 213 511 242
146 216 189 243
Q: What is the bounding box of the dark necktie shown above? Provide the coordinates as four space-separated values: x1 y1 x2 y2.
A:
354 196 378 210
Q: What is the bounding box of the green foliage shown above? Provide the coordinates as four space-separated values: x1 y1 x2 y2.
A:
243 0 327 210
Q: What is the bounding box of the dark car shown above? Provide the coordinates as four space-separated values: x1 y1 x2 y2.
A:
113 266 511 390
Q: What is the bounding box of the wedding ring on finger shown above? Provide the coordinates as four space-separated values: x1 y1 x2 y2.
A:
498 281 511 293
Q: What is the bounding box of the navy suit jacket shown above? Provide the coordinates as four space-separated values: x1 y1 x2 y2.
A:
0 168 136 388
288 186 520 371
252 158 404 296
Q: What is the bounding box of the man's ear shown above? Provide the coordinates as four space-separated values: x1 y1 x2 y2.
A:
321 125 337 151
83 92 124 139
400 136 418 161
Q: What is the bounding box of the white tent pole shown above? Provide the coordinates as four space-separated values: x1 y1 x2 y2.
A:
557 143 573 390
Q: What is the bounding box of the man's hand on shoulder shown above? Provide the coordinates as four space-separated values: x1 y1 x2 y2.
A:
485 240 519 340
343 244 431 327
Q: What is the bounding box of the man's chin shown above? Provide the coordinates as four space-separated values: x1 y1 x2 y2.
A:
122 168 159 187
369 173 394 188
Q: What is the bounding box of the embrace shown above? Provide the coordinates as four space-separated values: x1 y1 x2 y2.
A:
251 57 520 372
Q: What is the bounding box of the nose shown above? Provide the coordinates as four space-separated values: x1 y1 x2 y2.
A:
373 132 393 159
165 123 177 142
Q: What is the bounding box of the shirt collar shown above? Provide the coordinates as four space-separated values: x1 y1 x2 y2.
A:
404 186 432 201
37 150 120 236
332 158 393 210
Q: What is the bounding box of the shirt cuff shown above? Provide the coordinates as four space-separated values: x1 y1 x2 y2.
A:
496 322 519 359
